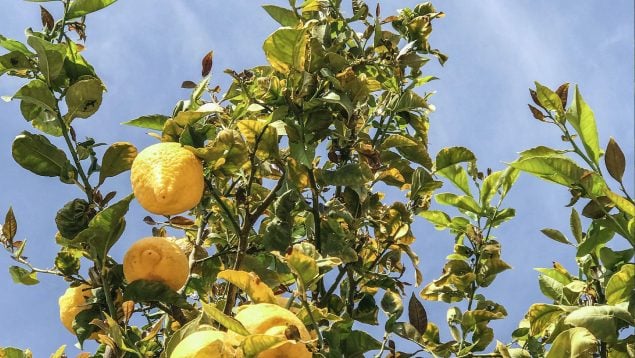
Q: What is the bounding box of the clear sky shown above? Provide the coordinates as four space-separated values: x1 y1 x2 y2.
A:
0 1 633 356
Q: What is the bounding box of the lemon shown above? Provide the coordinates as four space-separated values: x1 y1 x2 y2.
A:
123 237 189 291
130 142 204 216
233 303 312 358
59 284 94 335
171 330 238 358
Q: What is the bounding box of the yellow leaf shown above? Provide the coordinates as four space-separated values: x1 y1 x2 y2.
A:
218 269 276 304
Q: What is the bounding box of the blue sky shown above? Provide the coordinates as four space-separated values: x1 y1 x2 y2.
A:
0 0 633 356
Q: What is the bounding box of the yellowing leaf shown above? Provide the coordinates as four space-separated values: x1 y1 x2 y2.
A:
263 28 307 74
218 270 276 304
605 263 635 305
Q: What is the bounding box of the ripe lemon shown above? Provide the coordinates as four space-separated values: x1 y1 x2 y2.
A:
171 329 239 358
130 142 204 216
59 284 94 335
233 303 312 357
123 237 189 291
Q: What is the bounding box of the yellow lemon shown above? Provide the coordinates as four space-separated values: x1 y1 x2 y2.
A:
131 142 204 216
171 330 238 358
123 237 189 291
233 303 312 358
59 284 95 335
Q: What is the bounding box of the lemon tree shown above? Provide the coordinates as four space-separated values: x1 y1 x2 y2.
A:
0 0 632 357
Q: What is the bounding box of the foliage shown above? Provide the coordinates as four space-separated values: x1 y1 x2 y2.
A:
0 0 632 357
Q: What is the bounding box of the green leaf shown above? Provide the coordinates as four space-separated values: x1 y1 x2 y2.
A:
0 347 32 358
263 28 307 74
0 51 32 75
509 156 586 188
8 266 39 285
123 280 190 308
241 335 285 357
540 228 573 245
604 137 626 182
26 35 66 83
545 327 596 358
98 142 138 185
65 77 104 119
605 264 635 305
0 35 32 56
570 208 583 244
435 192 481 214
418 210 451 229
437 164 470 196
11 79 57 114
162 313 204 358
262 5 299 26
55 250 81 276
67 0 118 18
263 190 298 252
286 245 319 289
11 131 76 183
201 302 250 336
534 81 564 116
564 305 634 342
74 194 133 261
343 330 382 357
480 170 503 206
565 86 601 165
318 163 373 187
21 101 62 136
394 90 430 113
381 290 403 318
435 146 475 172
320 91 353 118
122 114 169 130
55 199 91 239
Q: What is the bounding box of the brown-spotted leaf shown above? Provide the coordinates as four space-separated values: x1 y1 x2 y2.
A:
169 216 195 226
528 104 545 121
3 207 17 241
555 83 569 108
408 292 427 335
40 6 54 30
605 137 625 182
201 50 213 77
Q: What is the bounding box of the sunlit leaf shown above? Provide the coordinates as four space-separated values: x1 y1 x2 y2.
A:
263 28 307 74
565 86 601 165
217 269 276 304
8 266 39 285
122 114 169 131
241 335 285 357
201 302 250 336
605 264 635 306
67 0 118 18
262 5 299 26
435 146 475 172
564 305 634 342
